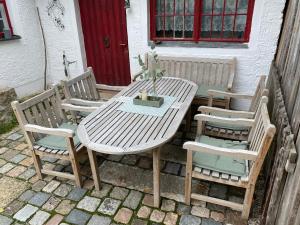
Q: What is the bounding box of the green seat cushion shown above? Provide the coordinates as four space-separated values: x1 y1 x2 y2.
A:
35 123 80 151
193 135 248 177
196 85 227 99
206 113 250 131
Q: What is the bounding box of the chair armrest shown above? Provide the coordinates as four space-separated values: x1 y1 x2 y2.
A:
199 106 255 119
95 84 126 92
183 141 258 161
24 124 74 138
132 70 143 81
61 102 98 113
194 114 254 127
207 90 254 100
68 98 105 107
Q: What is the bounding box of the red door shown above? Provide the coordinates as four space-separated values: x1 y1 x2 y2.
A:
79 0 131 86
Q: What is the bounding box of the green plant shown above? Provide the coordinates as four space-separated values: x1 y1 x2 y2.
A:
136 43 165 96
0 116 18 135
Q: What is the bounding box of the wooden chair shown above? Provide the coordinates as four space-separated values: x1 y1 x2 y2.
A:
200 75 268 140
11 87 94 187
184 98 276 219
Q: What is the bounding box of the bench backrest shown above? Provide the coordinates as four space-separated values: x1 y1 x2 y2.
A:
249 75 268 112
145 53 236 90
62 67 100 102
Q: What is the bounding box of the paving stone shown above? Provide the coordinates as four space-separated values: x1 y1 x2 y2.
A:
142 194 154 207
83 179 95 190
163 212 178 225
42 196 61 211
54 184 72 197
7 133 23 141
137 206 152 219
107 154 123 162
67 187 87 201
19 157 33 167
110 186 129 200
210 211 225 223
114 207 133 224
138 157 152 169
161 199 176 212
29 210 51 225
13 204 38 222
0 214 13 225
55 200 75 215
19 190 35 202
14 143 28 151
209 184 228 200
0 159 6 167
87 215 111 225
32 180 47 192
91 183 112 198
3 200 24 216
42 180 61 193
177 203 191 215
207 203 226 213
77 196 101 212
123 190 143 209
121 155 138 165
150 209 165 223
0 163 15 174
28 192 51 207
44 214 64 225
98 198 121 216
191 206 210 218
0 147 8 154
131 218 148 225
163 162 181 175
18 168 36 180
10 154 27 163
41 156 58 163
201 218 222 225
2 150 19 161
7 165 27 177
179 215 201 225
180 165 186 177
65 209 91 225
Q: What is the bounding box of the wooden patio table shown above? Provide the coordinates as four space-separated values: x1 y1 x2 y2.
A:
77 77 198 207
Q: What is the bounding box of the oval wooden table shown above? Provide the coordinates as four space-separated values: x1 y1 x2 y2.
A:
77 77 198 207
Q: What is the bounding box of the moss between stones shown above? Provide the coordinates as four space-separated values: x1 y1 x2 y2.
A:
0 116 18 135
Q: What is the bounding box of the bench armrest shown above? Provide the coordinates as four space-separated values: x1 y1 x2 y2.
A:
95 84 126 92
194 114 254 127
183 141 258 161
207 90 254 100
24 124 74 138
61 102 98 113
199 106 255 119
67 98 104 107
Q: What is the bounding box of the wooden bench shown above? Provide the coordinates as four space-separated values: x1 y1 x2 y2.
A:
134 54 236 108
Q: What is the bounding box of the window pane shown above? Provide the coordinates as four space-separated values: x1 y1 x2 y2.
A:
165 0 174 15
223 15 234 38
175 0 184 15
225 0 236 13
156 0 164 15
156 16 164 37
235 15 246 38
237 0 248 14
200 16 211 38
175 16 183 37
185 15 194 37
212 16 222 38
165 16 174 37
0 4 9 31
214 0 224 14
0 20 4 33
185 0 195 14
202 0 212 14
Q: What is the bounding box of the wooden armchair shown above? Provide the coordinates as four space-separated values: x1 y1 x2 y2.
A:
200 75 268 140
184 99 276 219
11 87 93 187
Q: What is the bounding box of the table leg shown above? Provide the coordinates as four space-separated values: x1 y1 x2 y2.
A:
153 147 161 208
87 148 101 191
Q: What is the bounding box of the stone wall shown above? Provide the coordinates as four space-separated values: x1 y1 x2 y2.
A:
0 86 17 124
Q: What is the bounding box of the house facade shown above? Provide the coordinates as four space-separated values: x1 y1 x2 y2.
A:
0 0 285 108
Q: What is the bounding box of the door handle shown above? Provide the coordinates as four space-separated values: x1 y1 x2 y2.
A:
120 43 127 47
103 37 110 48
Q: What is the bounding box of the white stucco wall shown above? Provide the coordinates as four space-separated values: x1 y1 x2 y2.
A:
0 0 44 97
126 0 286 108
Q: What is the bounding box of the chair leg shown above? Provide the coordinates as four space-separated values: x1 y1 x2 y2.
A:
185 150 193 205
32 151 43 179
242 184 255 219
70 154 82 188
87 148 101 191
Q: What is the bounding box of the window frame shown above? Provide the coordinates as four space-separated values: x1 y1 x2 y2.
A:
0 0 13 38
150 0 255 43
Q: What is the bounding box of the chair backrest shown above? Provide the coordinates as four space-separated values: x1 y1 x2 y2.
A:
11 87 66 140
61 67 100 102
145 53 236 89
249 75 269 112
248 97 276 182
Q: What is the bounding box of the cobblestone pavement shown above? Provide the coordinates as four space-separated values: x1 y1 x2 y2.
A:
0 127 264 225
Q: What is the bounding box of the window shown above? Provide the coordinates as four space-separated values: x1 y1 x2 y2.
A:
0 0 13 38
150 0 255 43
